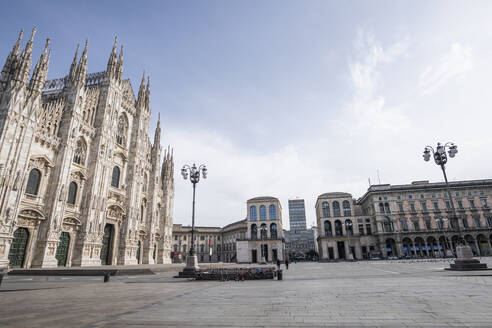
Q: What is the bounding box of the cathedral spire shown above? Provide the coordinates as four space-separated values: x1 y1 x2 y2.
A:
75 39 88 87
12 29 23 56
15 27 36 84
1 29 24 86
145 75 150 108
29 38 51 94
106 36 118 79
153 113 161 149
116 45 124 81
137 70 145 108
68 43 79 81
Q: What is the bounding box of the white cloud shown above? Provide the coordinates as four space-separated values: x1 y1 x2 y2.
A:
340 30 411 136
419 43 473 96
166 128 327 227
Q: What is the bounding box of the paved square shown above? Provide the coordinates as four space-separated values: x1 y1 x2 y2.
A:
2 259 492 327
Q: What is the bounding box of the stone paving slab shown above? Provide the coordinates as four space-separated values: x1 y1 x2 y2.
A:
2 259 492 327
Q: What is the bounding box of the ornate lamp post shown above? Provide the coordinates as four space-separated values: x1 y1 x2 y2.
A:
179 163 207 276
423 142 486 270
435 217 453 257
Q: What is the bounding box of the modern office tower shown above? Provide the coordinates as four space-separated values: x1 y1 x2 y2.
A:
289 199 307 231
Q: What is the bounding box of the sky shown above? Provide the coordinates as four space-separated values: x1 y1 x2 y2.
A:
2 1 492 229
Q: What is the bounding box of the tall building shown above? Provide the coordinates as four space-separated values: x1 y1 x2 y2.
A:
237 196 284 263
0 29 175 269
289 199 307 231
316 179 492 261
285 198 316 259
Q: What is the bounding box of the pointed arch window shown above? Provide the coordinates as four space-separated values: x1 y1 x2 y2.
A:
251 224 258 240
269 205 276 219
333 201 341 217
324 220 332 236
250 206 257 221
345 219 353 235
260 223 268 239
322 202 330 218
67 181 78 205
111 166 120 188
335 220 343 236
73 138 87 165
116 114 128 147
259 205 267 220
25 169 41 196
343 200 351 217
270 223 277 239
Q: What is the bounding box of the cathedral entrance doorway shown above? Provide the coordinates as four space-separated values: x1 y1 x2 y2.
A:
55 232 70 267
100 224 114 265
8 227 30 268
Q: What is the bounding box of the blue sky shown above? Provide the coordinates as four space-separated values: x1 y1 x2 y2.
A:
2 1 492 228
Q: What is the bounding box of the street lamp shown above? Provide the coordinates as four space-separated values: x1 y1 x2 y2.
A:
180 163 207 275
345 221 354 260
423 143 461 242
423 142 486 270
435 217 453 257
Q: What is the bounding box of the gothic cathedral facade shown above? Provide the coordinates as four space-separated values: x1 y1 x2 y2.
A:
0 28 175 268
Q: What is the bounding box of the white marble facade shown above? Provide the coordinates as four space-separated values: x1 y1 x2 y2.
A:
0 28 174 268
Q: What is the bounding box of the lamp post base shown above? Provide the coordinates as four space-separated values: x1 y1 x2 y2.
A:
446 245 488 271
178 254 200 278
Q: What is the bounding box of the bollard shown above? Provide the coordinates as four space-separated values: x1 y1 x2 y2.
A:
277 269 283 281
0 271 4 286
104 272 111 283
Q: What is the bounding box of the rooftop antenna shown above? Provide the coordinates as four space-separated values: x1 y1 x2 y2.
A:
377 169 381 184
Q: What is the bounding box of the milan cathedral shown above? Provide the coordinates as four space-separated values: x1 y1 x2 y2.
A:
0 28 175 268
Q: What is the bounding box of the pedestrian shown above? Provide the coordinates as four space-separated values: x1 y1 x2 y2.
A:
285 259 289 270
276 259 281 270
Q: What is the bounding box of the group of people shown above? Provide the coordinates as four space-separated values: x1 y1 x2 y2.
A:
276 259 289 270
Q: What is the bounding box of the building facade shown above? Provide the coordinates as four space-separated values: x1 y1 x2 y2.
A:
317 180 492 261
289 199 307 231
284 199 317 259
0 29 175 269
284 228 317 260
220 219 247 262
172 219 246 263
316 192 376 260
172 225 221 263
237 196 284 263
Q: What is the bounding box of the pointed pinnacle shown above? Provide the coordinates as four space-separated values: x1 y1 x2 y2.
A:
84 38 88 49
29 27 37 42
44 38 50 51
12 29 24 55
73 43 80 59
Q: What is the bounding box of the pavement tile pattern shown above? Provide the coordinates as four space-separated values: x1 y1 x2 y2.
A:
2 259 492 327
